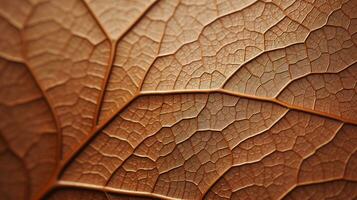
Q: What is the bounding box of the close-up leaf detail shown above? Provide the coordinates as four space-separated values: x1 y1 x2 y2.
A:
0 0 356 199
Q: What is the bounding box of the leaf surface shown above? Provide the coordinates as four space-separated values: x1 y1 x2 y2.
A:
0 58 58 200
0 0 356 200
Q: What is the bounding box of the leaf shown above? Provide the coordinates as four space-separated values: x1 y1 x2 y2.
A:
0 0 356 200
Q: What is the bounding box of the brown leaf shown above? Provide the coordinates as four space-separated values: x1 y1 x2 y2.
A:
0 0 356 200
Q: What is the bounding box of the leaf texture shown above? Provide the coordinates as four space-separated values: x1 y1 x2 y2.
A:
0 58 58 200
83 0 156 40
0 0 356 200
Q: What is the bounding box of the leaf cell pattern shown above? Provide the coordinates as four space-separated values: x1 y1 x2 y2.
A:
0 58 58 200
0 0 356 200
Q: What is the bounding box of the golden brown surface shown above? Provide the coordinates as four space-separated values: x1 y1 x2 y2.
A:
0 0 356 199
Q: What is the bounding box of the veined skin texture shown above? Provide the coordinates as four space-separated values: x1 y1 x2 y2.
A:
0 0 356 199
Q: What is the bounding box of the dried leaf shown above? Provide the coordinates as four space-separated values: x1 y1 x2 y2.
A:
0 0 356 200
